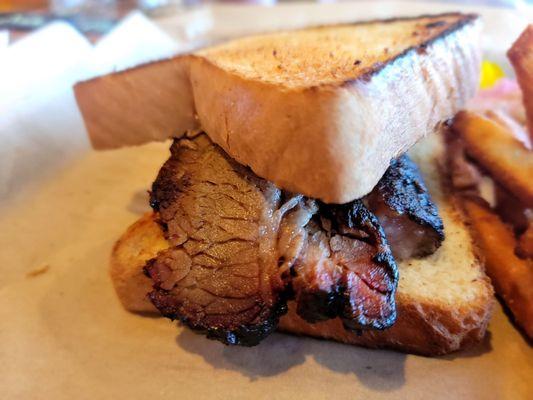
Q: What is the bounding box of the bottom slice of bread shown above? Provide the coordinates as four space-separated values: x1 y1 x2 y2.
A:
110 134 494 356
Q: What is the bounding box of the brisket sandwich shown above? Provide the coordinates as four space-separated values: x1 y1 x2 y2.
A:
75 13 494 356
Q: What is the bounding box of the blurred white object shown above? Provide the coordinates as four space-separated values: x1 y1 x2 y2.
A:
317 0 531 8
138 0 184 10
0 22 92 107
0 12 181 201
87 11 181 77
0 30 8 48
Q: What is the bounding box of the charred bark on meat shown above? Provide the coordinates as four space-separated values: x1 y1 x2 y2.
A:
147 134 290 346
293 201 398 331
366 155 444 260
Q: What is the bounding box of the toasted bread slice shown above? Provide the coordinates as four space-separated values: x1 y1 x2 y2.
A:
75 13 481 203
109 134 493 356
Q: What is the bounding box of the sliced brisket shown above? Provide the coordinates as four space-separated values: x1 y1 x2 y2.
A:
292 201 397 330
146 133 441 345
147 134 309 345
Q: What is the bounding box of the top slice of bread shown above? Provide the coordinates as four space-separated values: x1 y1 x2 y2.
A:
74 13 481 203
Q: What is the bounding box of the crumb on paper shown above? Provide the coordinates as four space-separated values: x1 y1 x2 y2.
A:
26 264 50 278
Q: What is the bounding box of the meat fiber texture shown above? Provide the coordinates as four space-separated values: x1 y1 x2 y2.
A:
145 133 400 346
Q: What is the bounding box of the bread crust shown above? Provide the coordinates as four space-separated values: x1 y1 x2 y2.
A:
109 213 167 314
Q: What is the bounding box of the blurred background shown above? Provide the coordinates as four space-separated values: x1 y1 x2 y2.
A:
1 0 531 45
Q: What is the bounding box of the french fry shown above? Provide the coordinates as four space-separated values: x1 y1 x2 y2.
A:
517 223 533 259
462 198 533 339
452 111 533 206
508 25 533 141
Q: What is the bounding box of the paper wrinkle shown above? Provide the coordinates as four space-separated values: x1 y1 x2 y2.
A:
1 3 532 399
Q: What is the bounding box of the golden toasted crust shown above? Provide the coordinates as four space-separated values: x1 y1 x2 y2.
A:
198 14 477 88
75 13 481 203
